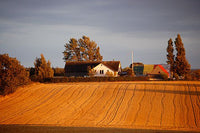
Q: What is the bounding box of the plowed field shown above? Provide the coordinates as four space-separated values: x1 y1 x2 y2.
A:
0 81 200 132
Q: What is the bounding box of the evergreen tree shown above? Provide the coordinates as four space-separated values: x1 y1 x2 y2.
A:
34 54 54 81
166 38 174 78
174 34 191 78
63 36 103 62
47 60 54 78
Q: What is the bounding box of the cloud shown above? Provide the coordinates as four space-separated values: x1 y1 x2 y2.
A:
0 0 200 68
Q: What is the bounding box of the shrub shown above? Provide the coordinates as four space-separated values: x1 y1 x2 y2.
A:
53 67 64 76
174 73 179 80
185 74 192 81
160 73 169 81
0 54 30 95
191 69 200 80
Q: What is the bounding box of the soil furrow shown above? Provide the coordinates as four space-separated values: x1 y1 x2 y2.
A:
116 84 136 126
160 84 166 127
1 82 200 131
184 85 189 128
145 83 156 126
106 84 129 125
132 84 146 125
24 86 73 124
187 84 198 128
0 86 58 123
96 84 123 125
4 86 64 123
0 85 45 110
45 84 88 124
70 84 101 125
40 85 81 124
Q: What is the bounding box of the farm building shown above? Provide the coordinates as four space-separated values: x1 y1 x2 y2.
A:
64 61 122 77
150 64 170 78
130 63 170 78
130 63 144 76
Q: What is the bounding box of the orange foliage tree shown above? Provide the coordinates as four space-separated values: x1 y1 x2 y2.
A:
0 54 30 95
167 34 191 80
34 54 54 81
63 36 103 62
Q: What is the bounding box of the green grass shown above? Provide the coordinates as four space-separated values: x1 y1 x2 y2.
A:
0 125 199 133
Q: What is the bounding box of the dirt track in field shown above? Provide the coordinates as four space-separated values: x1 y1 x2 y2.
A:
0 81 200 131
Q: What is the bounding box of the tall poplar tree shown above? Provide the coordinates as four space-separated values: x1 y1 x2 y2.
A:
166 38 174 78
174 34 191 78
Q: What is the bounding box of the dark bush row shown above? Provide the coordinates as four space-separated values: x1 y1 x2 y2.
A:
44 76 149 83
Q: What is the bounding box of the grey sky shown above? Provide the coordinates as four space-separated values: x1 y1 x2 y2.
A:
0 0 200 68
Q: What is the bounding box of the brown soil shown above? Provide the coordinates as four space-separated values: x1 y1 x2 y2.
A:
0 81 200 132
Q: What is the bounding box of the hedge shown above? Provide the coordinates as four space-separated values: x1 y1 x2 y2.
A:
44 76 149 83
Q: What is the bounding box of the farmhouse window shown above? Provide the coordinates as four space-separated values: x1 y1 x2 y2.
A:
100 70 104 74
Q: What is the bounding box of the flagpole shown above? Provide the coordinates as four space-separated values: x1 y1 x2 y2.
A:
132 51 134 75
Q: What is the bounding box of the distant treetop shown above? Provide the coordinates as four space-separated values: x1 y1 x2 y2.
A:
63 36 103 62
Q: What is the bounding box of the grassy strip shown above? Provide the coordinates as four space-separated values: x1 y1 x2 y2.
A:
0 125 198 133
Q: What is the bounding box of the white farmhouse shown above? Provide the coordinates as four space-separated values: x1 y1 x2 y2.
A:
92 61 121 77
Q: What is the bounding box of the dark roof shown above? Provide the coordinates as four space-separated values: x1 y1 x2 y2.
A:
102 61 120 71
65 61 101 66
65 61 100 73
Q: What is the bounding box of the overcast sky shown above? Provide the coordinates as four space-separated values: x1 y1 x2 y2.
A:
0 0 200 68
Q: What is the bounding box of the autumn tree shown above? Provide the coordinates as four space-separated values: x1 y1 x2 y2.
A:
34 54 54 81
191 69 200 80
0 54 30 95
88 66 96 77
166 38 175 78
174 34 191 79
63 36 103 62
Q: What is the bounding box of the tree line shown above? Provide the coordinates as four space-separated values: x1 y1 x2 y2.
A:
0 35 102 95
1 34 200 95
0 54 54 95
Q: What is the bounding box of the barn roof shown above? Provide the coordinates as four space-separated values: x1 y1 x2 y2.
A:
64 61 100 73
65 61 101 66
101 61 120 72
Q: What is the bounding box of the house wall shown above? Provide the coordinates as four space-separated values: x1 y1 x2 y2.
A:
118 64 122 73
142 64 170 78
134 66 144 76
143 65 154 75
92 63 116 77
